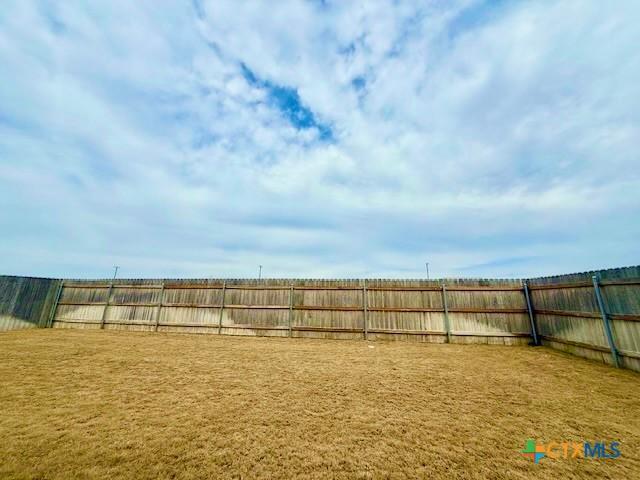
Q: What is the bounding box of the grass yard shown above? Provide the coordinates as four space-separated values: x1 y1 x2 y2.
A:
0 330 638 479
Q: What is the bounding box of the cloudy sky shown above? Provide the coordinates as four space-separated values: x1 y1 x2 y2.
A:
1 1 639 279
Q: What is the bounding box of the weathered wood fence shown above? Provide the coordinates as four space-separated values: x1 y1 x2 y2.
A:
0 276 60 331
528 266 640 372
50 278 532 345
2 266 639 372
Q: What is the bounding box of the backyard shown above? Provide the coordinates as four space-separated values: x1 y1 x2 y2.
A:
0 330 638 479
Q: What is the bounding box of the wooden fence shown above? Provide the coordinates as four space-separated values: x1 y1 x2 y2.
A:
2 266 640 372
50 278 532 345
528 266 640 372
0 276 60 331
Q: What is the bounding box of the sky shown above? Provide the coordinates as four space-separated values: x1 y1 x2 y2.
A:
1 0 639 280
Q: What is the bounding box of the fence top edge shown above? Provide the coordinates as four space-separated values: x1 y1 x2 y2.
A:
52 277 526 285
4 264 640 285
527 265 640 284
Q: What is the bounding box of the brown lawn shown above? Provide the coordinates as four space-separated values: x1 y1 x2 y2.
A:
0 329 638 479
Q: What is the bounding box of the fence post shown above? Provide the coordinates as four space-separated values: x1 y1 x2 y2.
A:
362 280 368 340
523 280 539 346
592 275 620 368
100 281 114 329
154 282 164 332
441 283 452 343
288 284 294 338
46 280 64 328
218 281 226 335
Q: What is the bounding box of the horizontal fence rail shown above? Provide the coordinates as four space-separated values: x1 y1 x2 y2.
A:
56 299 527 314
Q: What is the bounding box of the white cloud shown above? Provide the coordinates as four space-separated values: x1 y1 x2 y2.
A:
1 0 639 279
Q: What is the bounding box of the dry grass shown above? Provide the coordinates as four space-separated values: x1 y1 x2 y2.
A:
0 330 638 479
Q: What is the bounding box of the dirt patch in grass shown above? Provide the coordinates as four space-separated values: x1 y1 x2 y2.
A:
0 330 638 479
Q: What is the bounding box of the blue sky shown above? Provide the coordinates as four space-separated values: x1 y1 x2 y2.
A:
1 0 639 279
